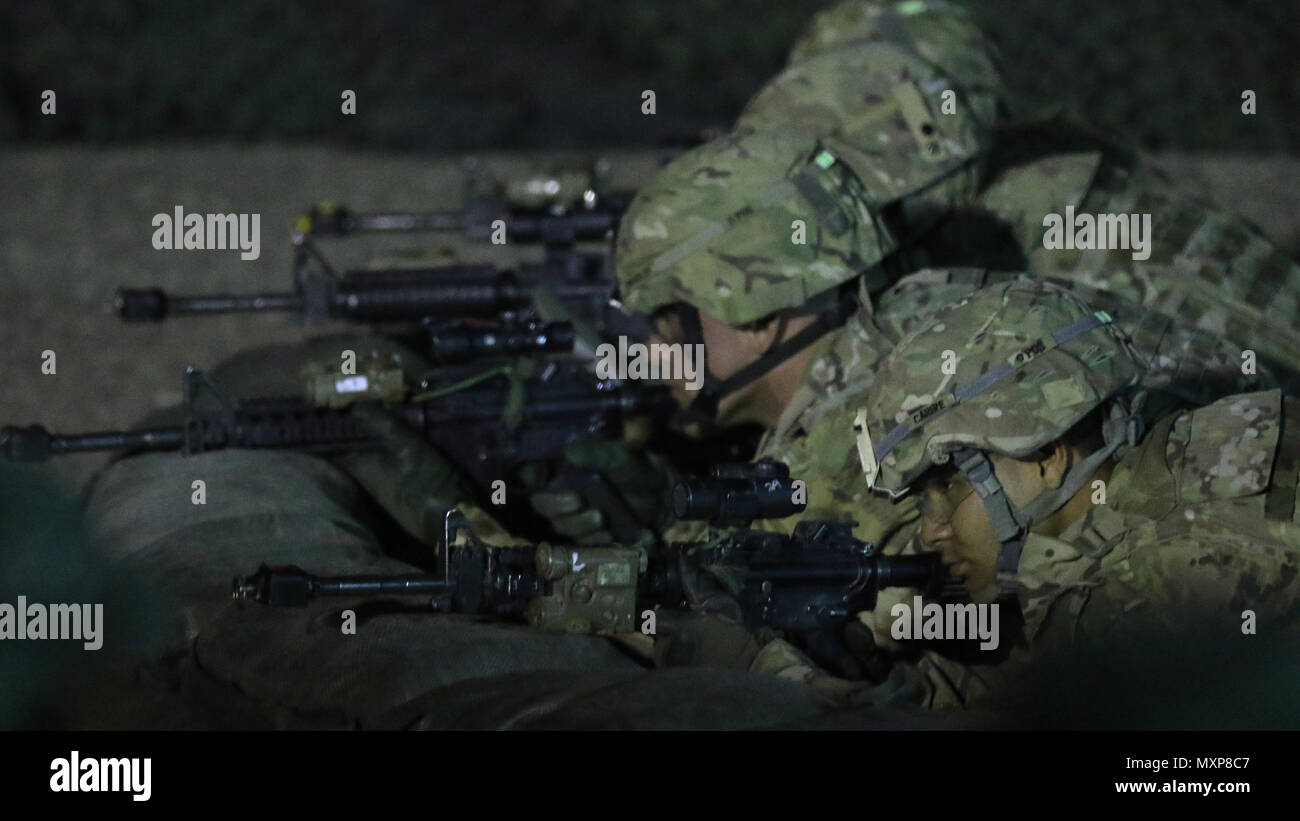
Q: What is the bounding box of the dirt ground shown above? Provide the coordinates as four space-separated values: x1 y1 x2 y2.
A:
2 146 1298 495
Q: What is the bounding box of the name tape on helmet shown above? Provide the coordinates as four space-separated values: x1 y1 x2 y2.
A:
870 310 1114 476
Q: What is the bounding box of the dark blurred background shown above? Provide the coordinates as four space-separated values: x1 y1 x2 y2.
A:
3 0 1297 151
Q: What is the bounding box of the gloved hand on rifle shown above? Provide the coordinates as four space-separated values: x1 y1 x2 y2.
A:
525 439 676 545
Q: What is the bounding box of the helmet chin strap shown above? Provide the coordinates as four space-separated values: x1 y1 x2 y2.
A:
951 448 1026 598
952 395 1146 597
671 295 857 433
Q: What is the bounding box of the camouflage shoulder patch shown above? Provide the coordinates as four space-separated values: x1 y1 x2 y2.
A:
1174 390 1283 505
1015 530 1106 648
976 150 1103 254
1071 520 1300 648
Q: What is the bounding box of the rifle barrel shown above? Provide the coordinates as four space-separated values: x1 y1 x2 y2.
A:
352 213 465 232
315 575 452 596
339 206 626 243
117 276 610 323
50 428 187 454
873 553 945 591
168 293 302 315
116 288 302 321
231 565 453 606
1 424 186 461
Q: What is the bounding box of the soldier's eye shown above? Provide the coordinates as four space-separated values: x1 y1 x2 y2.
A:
651 314 683 343
915 491 938 516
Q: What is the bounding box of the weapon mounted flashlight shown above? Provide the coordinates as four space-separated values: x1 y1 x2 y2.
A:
671 460 805 526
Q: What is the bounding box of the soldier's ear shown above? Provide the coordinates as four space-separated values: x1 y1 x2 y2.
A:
1037 442 1072 490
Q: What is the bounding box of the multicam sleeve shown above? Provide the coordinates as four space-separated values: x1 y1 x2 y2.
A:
749 637 876 700
1059 526 1300 652
750 636 1007 710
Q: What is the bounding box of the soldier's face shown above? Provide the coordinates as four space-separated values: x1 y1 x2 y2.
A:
695 312 767 423
917 455 1050 593
648 309 768 424
648 308 693 407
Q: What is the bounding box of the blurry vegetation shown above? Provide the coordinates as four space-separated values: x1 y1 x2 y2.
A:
2 0 1296 151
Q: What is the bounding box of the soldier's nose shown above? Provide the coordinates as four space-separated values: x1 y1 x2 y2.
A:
920 516 954 548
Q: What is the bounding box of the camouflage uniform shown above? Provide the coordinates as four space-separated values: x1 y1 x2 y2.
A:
616 128 942 554
747 287 916 549
724 0 1002 554
742 1 1300 394
617 64 1298 678
723 0 1300 604
606 1 1300 694
745 256 1279 520
743 261 1287 687
833 281 1300 709
924 121 1300 392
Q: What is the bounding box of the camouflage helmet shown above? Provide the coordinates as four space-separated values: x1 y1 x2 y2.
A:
787 0 995 68
856 280 1148 498
617 129 897 326
737 39 999 215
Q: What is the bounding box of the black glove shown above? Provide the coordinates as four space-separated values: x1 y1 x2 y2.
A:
527 440 674 544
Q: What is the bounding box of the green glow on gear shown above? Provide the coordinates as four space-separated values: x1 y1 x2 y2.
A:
857 280 1148 496
739 38 1001 220
616 129 896 326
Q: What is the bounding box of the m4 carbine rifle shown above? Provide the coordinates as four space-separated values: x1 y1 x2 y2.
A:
114 247 629 331
1 359 677 543
292 159 633 246
114 159 639 332
233 464 948 678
